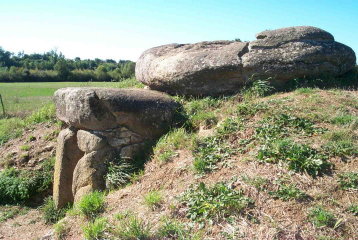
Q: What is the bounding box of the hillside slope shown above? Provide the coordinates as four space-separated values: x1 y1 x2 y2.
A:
1 87 357 240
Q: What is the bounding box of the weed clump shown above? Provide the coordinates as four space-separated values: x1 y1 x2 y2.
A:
0 157 54 204
82 217 108 240
143 191 163 210
42 198 70 224
180 182 253 223
338 172 358 190
76 191 105 219
258 139 331 176
193 137 233 174
308 206 338 228
269 180 307 201
114 212 152 239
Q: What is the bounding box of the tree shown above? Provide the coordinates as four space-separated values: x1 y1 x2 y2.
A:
54 59 70 80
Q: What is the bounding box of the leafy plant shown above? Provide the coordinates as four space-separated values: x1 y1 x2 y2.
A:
76 191 105 219
308 206 338 228
0 157 54 204
258 139 331 176
193 137 233 174
82 217 108 240
338 172 358 190
143 191 163 209
243 79 275 98
180 182 253 223
269 180 307 201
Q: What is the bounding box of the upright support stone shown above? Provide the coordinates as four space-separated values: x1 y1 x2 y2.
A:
72 148 113 202
53 128 84 208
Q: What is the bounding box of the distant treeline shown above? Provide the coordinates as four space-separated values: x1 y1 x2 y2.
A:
0 47 135 82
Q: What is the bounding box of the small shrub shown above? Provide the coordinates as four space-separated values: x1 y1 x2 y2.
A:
144 191 163 209
114 213 152 239
82 217 108 240
308 206 338 228
42 198 70 224
338 172 358 190
180 182 253 222
269 180 307 201
193 137 233 174
77 191 105 219
258 139 331 176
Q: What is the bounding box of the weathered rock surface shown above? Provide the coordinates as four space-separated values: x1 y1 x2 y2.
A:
77 130 107 153
242 26 356 84
72 148 114 202
53 88 179 206
136 41 249 96
136 26 356 96
53 128 83 208
54 87 180 138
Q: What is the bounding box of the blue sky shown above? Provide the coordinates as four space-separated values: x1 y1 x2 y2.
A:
0 0 357 61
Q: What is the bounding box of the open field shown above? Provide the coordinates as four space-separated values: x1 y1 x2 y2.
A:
0 79 143 117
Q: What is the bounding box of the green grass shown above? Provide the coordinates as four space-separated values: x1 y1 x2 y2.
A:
42 198 70 224
158 218 201 240
153 128 192 163
82 217 108 240
54 219 69 240
114 212 152 239
0 79 142 116
76 191 105 219
143 191 163 209
0 104 56 146
180 182 253 223
0 205 28 222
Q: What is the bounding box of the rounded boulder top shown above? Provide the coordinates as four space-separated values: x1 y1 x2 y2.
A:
54 87 180 138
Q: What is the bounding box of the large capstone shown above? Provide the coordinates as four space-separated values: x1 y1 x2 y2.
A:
136 26 356 96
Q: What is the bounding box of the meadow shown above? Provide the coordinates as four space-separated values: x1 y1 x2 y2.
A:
0 79 143 117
